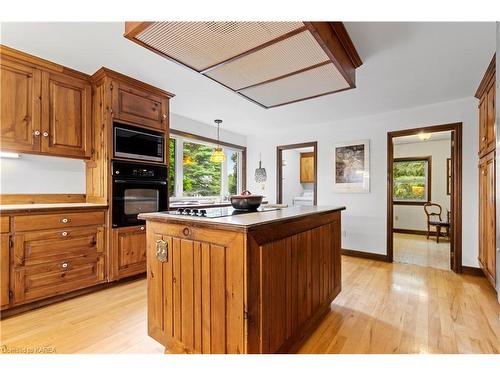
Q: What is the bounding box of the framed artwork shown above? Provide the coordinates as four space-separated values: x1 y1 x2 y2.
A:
334 140 370 193
446 157 452 195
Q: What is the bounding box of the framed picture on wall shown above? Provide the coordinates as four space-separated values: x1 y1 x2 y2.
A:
333 140 370 193
446 157 452 195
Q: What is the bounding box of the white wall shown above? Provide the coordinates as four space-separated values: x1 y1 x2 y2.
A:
282 149 303 207
246 97 479 267
393 138 451 231
0 113 246 195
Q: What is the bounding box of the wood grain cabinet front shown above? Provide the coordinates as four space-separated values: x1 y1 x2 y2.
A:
111 80 168 131
300 152 315 183
0 45 91 159
41 71 91 158
11 226 105 305
111 226 147 280
0 57 41 153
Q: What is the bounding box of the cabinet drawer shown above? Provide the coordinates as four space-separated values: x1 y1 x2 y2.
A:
13 210 105 231
0 216 9 233
13 226 103 267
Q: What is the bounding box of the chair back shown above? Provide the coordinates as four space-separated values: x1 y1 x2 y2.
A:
424 202 442 223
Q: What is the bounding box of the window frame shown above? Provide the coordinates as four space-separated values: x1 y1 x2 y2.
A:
168 129 246 201
392 156 432 206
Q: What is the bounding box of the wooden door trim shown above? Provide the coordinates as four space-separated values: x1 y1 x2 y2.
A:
276 142 318 206
387 122 463 272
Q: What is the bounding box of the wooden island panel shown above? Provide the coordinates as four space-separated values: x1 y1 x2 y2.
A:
142 207 344 354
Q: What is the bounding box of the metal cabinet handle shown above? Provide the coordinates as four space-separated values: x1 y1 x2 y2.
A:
61 231 68 237
61 218 69 224
33 130 41 136
156 240 168 263
60 261 69 270
482 136 487 141
140 226 145 231
43 131 49 137
162 114 167 119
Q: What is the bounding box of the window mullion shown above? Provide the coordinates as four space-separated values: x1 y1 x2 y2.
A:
175 139 184 197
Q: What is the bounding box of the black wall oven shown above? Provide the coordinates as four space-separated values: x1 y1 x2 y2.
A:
113 122 165 163
112 161 168 227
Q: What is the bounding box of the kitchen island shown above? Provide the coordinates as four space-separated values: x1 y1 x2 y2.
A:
138 206 345 354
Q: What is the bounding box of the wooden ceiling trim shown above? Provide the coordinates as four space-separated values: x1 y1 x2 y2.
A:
235 60 332 92
199 25 308 74
303 22 361 87
474 54 495 99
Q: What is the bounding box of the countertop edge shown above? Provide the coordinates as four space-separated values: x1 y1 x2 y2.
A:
139 206 346 231
0 203 109 214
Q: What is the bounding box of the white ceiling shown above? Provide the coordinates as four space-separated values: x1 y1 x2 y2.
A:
0 22 495 136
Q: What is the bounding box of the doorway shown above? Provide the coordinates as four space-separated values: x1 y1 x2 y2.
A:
277 142 318 206
387 123 462 273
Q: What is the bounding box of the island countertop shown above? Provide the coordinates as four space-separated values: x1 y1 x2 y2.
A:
138 205 345 232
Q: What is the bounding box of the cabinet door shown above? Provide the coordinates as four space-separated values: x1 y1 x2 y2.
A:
111 226 146 280
41 71 91 158
0 234 10 308
486 80 496 153
111 80 168 130
0 59 41 152
11 226 105 305
485 153 496 282
300 153 315 183
146 222 245 353
478 97 487 156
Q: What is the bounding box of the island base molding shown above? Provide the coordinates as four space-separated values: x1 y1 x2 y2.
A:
144 208 344 354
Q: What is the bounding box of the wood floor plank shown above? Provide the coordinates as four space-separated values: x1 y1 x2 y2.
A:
1 256 498 354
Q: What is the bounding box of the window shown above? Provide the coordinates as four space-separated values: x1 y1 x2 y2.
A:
168 133 245 199
393 157 431 205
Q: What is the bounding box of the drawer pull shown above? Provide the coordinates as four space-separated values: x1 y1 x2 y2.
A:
61 231 68 237
60 261 70 270
182 227 190 236
140 226 145 231
61 218 70 224
156 240 168 263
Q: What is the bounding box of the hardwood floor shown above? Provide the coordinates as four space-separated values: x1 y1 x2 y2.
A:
393 233 450 270
1 256 498 354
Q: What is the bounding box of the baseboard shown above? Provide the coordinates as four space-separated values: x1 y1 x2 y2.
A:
341 248 389 262
393 228 437 236
462 266 485 277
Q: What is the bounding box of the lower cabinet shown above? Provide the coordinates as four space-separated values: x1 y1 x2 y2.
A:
111 226 146 280
1 233 10 308
11 226 105 305
479 151 496 286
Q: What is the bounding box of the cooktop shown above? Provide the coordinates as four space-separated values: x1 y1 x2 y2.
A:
167 206 279 218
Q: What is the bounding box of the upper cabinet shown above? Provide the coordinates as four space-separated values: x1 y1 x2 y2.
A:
300 152 315 183
91 67 174 132
475 55 496 158
0 58 41 153
111 80 169 131
41 71 91 158
0 45 91 159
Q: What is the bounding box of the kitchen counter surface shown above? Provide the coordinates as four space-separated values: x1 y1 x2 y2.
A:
139 205 345 232
0 202 108 214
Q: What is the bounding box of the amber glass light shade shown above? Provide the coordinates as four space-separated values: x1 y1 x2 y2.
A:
210 147 226 163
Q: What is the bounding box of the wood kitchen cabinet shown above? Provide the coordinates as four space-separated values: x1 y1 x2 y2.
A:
0 208 107 310
111 225 147 280
300 152 315 183
41 71 92 158
478 151 496 286
0 57 41 153
0 45 91 159
111 79 169 131
1 217 10 308
476 54 496 288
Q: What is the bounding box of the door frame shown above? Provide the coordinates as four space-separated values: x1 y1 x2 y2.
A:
277 142 318 205
387 122 463 273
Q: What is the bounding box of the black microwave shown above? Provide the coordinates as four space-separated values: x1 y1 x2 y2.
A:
113 122 164 163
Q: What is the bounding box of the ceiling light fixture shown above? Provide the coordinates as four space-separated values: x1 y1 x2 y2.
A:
418 132 431 141
210 119 226 163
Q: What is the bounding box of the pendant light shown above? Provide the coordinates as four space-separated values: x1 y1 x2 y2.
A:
254 153 267 182
210 119 226 163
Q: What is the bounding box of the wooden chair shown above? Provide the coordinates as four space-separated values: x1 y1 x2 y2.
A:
424 202 450 243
